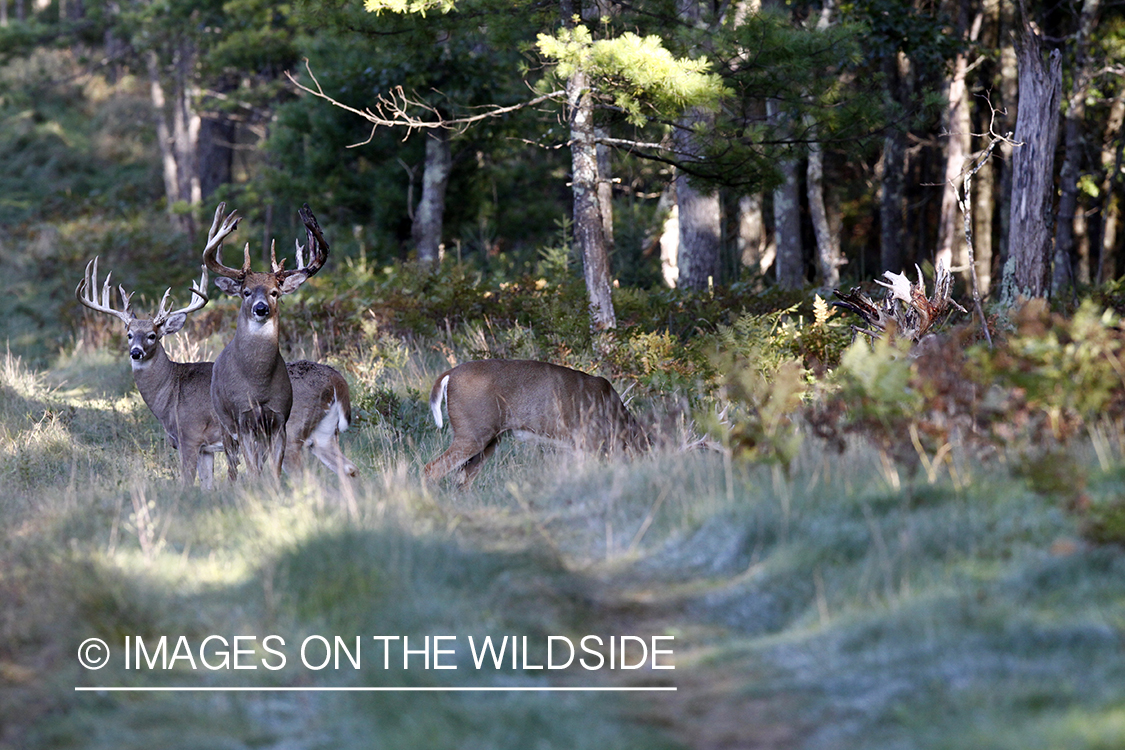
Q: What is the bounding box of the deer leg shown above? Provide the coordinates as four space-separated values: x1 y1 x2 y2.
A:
425 438 489 484
267 414 287 479
179 440 199 487
459 436 501 485
198 450 215 491
222 431 240 482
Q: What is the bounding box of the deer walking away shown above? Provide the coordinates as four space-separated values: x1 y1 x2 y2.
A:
425 359 649 485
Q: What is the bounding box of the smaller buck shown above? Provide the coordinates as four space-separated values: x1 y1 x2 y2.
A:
425 359 648 485
76 257 222 488
204 202 329 477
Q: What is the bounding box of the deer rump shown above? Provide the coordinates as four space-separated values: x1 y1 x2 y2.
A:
426 359 647 484
164 360 353 482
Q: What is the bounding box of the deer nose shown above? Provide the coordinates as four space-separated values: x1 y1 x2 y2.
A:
253 301 270 317
130 347 144 360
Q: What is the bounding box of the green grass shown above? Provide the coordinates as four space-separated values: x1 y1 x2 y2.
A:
4 328 1125 750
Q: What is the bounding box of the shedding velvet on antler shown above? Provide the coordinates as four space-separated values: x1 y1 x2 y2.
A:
833 260 967 342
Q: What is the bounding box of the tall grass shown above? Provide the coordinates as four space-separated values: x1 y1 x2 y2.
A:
5 323 1125 749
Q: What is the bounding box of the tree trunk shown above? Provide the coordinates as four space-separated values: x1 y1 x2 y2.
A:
879 54 907 275
172 39 200 238
738 194 771 275
199 115 235 201
412 128 452 266
807 134 839 288
595 126 615 259
147 50 189 235
1097 90 1125 284
936 7 982 280
568 67 616 330
996 0 1019 273
1052 0 1101 294
1001 0 1062 302
768 99 804 289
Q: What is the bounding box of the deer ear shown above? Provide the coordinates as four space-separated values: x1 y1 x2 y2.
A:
162 312 188 335
278 272 309 295
214 277 241 296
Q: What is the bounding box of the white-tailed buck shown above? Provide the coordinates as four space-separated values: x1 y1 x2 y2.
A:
77 259 356 487
425 359 648 485
76 257 223 488
203 202 329 477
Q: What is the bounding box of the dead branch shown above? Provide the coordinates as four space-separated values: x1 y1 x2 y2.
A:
286 60 565 144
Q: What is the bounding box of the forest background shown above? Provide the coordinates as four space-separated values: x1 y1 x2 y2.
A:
5 0 1125 748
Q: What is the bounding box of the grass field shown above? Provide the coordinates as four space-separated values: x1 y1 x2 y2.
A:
3 315 1125 750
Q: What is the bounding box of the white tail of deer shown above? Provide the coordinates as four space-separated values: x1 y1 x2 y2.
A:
424 359 648 485
203 202 329 478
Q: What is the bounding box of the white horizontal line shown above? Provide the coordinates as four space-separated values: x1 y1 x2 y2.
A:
75 686 677 692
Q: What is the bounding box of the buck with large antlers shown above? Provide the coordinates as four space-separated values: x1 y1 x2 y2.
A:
76 257 223 488
203 202 330 477
77 258 356 487
424 359 649 485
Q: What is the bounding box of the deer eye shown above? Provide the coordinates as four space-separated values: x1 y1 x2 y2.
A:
270 290 279 298
243 290 252 298
126 333 133 340
147 333 156 341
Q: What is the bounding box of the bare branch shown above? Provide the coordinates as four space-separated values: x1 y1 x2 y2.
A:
286 60 566 143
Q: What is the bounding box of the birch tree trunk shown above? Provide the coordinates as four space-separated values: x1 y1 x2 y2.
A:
413 128 452 266
936 6 982 279
568 66 616 330
1051 0 1101 294
1001 0 1062 301
595 126 615 260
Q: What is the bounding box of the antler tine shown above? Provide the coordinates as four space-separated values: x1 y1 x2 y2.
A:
294 203 329 277
152 288 174 326
154 265 210 328
75 256 133 325
201 202 244 279
269 239 283 273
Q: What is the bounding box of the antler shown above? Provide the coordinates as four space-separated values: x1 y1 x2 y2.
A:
201 202 245 279
152 266 210 328
833 259 967 342
75 256 134 326
276 203 329 283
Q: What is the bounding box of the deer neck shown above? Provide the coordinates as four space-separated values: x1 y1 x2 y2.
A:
131 345 178 421
231 314 285 378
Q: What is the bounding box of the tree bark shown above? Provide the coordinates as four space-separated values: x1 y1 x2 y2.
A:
767 99 804 289
738 194 771 275
199 115 235 201
1051 0 1101 294
595 126 615 259
879 53 908 276
412 128 452 266
996 0 1019 274
1097 90 1125 284
936 6 982 280
1000 0 1062 301
568 67 616 330
807 134 839 288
